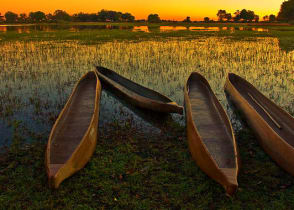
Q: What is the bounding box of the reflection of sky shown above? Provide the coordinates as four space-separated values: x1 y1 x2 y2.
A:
0 24 272 33
0 37 293 147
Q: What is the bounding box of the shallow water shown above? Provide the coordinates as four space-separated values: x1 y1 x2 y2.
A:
0 24 270 33
0 37 294 147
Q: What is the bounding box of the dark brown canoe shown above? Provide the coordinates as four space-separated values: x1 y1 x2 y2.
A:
46 71 101 188
96 66 183 114
184 72 239 196
225 73 294 175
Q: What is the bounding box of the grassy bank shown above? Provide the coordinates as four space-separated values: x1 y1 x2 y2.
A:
1 116 294 209
1 22 294 51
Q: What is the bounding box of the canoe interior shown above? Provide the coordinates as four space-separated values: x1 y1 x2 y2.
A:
50 74 97 164
228 73 294 147
96 66 172 103
188 74 236 168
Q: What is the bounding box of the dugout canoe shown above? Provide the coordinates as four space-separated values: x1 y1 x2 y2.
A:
184 72 239 196
225 73 294 175
46 71 101 188
96 66 183 114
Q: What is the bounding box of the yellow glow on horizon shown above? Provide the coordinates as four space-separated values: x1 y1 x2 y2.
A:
1 0 283 20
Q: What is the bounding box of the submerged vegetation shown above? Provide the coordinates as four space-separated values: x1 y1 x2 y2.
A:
1 23 294 208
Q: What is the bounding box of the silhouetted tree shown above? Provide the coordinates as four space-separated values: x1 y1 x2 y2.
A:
73 13 99 22
233 10 241 21
18 13 28 23
239 9 255 22
97 10 121 21
263 15 269 21
254 15 259 22
204 17 210 22
5 11 18 23
217 10 227 21
46 13 55 22
121 13 135 22
269 14 276 22
53 10 71 21
183 16 191 22
277 0 294 21
225 13 232 21
29 11 46 22
147 14 161 23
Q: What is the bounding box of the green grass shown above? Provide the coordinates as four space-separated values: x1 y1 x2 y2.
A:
1 22 294 50
1 118 294 209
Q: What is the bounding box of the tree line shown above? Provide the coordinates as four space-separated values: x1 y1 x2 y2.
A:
214 9 278 23
0 10 135 23
0 0 294 24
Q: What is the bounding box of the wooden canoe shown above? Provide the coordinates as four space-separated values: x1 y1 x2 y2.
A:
45 71 101 188
96 66 183 114
225 73 294 175
184 72 239 196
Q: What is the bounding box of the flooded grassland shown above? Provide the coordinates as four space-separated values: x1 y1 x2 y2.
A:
1 24 294 208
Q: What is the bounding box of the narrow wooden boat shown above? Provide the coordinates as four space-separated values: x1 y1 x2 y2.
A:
96 66 183 114
225 73 294 175
184 72 239 196
46 71 101 188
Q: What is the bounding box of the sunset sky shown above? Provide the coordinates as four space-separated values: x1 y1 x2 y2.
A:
1 0 283 20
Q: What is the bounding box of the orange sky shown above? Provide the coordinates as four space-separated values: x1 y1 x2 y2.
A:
1 0 283 20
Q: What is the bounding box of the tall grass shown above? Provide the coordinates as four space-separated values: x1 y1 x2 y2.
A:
0 37 293 145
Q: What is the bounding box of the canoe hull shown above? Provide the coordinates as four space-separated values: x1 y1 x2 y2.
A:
96 66 183 114
184 72 239 196
225 75 294 176
46 71 101 188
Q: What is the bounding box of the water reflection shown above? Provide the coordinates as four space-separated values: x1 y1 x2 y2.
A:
0 24 270 33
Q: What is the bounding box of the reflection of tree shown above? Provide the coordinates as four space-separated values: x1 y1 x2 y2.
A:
147 26 160 33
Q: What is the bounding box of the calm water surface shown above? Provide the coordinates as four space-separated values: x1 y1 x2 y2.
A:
0 35 294 147
0 24 270 33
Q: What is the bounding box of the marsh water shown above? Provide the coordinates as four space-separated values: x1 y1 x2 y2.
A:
0 24 270 33
0 25 294 147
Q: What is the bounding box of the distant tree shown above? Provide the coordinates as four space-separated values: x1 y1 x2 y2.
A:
147 14 161 23
233 10 241 21
246 10 255 22
121 13 135 22
225 13 232 21
239 9 247 21
254 15 260 22
46 13 55 22
183 16 191 23
97 10 108 21
53 10 71 21
239 9 255 22
263 15 269 21
18 13 28 23
277 0 294 21
204 17 210 22
29 11 46 22
217 10 227 21
269 14 276 22
5 11 18 23
97 10 121 21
